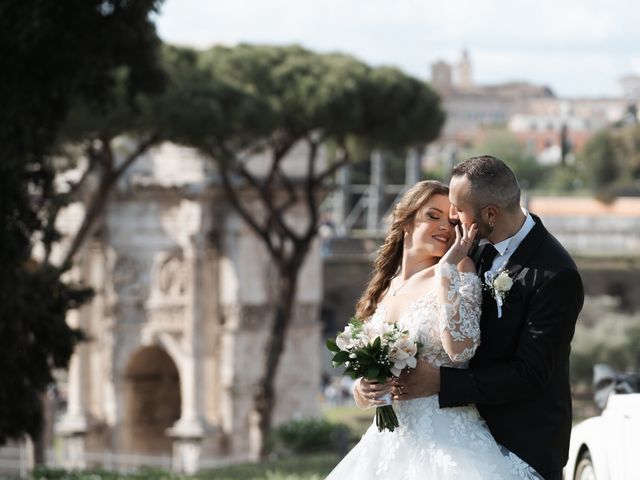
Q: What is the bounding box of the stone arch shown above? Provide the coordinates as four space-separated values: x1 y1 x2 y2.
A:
122 346 181 455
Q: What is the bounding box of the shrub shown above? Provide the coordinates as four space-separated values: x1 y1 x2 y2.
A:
571 296 640 385
269 418 349 455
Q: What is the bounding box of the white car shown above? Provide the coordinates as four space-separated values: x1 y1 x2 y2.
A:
564 365 640 480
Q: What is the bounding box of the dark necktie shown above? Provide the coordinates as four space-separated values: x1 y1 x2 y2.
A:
477 244 499 277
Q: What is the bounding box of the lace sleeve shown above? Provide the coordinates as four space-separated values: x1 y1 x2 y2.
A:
436 262 482 364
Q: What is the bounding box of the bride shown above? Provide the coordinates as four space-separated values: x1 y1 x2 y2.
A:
326 180 541 479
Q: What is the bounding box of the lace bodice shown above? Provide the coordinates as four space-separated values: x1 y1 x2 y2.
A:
369 262 482 369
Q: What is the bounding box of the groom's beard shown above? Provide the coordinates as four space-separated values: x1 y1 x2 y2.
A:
473 216 494 240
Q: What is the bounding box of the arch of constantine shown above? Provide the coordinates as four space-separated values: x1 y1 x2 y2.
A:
54 142 323 473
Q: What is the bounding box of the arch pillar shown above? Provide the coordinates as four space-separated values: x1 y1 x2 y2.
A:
57 308 90 469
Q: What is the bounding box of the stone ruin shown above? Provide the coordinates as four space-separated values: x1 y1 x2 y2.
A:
53 141 323 473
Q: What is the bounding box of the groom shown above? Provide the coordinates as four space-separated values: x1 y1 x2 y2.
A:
394 155 584 480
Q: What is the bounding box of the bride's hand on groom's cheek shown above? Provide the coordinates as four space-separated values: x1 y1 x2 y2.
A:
440 222 477 266
391 358 440 401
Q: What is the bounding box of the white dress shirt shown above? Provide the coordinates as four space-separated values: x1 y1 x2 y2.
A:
478 209 536 275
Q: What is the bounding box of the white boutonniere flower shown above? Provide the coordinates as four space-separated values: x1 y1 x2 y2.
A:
484 269 514 318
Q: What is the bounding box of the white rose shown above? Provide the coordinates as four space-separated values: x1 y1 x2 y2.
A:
389 337 417 375
362 320 394 345
377 320 395 338
396 337 417 358
388 345 409 362
391 360 406 377
336 327 354 350
494 273 513 292
360 322 378 344
391 356 417 376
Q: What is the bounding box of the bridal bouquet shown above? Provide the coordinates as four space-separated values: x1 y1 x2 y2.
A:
326 317 420 432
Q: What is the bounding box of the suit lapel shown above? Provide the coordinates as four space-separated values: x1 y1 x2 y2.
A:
470 241 483 269
479 215 548 325
471 215 547 278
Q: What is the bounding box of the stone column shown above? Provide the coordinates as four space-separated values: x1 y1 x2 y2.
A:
172 437 203 475
169 233 208 474
57 310 89 470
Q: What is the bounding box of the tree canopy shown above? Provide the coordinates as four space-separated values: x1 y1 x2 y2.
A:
0 0 164 444
579 124 640 197
155 43 445 456
156 43 444 155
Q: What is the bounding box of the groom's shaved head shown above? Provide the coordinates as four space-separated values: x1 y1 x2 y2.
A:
452 155 521 211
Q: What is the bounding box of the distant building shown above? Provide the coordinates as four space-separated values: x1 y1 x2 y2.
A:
430 60 453 94
428 51 631 167
430 51 554 144
509 98 628 163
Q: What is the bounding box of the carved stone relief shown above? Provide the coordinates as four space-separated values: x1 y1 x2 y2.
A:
158 255 187 299
113 255 145 298
146 305 185 334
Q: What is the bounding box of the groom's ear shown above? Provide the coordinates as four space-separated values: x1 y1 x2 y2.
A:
484 205 499 226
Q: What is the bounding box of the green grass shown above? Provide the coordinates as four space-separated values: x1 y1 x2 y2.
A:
31 454 340 480
322 404 372 439
199 453 339 479
30 468 188 479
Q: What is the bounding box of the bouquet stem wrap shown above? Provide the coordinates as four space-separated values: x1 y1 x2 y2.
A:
375 394 399 432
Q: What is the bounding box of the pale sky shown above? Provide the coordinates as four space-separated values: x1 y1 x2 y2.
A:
155 0 640 98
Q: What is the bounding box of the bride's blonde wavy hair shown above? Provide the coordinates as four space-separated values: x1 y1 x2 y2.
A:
355 180 450 320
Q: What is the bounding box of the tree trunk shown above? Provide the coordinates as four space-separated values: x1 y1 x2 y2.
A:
57 133 158 275
31 391 50 467
56 173 114 275
253 256 303 459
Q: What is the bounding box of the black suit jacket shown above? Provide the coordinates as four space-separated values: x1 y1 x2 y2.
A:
439 214 584 476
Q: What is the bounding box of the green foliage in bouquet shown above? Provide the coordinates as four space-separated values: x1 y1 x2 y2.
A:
327 334 392 384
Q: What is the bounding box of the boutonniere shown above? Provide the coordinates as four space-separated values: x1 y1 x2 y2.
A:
484 269 514 318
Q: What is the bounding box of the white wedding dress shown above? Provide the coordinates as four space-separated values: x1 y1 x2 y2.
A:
326 264 542 480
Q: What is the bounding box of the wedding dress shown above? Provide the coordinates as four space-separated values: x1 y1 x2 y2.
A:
326 264 541 480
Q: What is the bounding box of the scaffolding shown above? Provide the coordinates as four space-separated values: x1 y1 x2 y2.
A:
325 148 422 236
